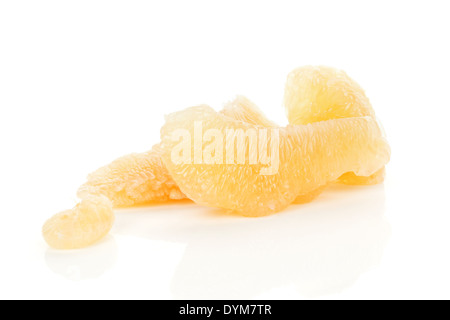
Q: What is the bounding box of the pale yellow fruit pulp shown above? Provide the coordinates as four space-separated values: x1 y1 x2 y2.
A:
43 66 391 249
284 66 387 185
160 106 390 216
77 145 186 207
42 196 114 250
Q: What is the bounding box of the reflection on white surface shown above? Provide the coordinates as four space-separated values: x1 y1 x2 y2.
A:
45 236 118 281
114 184 390 299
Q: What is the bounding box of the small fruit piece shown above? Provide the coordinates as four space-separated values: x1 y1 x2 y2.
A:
77 145 186 207
284 66 386 185
42 196 114 250
160 106 390 216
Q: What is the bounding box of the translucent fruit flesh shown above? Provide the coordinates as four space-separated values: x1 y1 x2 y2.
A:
76 96 273 208
284 66 386 185
338 168 386 185
77 145 186 207
220 95 278 128
43 97 275 249
293 186 328 204
221 97 330 203
42 196 114 250
76 94 326 210
284 66 375 124
160 106 390 216
43 66 391 249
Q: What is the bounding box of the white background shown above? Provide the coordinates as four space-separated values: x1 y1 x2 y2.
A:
1 1 449 300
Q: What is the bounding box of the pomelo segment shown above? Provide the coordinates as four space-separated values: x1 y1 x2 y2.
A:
284 66 387 185
160 106 390 216
42 196 114 250
77 145 186 207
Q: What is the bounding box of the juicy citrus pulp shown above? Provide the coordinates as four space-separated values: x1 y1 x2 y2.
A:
43 66 391 249
220 95 277 128
42 97 275 249
284 66 375 124
284 66 387 185
160 106 390 216
77 145 186 207
75 96 274 208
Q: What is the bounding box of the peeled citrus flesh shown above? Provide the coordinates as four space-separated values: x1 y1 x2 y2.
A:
43 66 391 249
76 95 322 208
77 145 186 207
77 96 320 208
218 96 329 204
284 66 386 185
76 96 273 208
77 96 322 209
43 97 277 249
338 168 386 185
42 196 114 250
284 66 375 124
221 95 277 128
160 106 390 216
293 186 328 204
